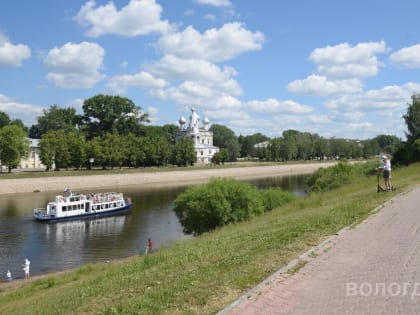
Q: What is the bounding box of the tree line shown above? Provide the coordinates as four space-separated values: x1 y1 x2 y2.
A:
0 93 419 172
210 124 400 163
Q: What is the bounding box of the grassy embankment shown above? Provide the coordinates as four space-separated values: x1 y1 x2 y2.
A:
0 163 419 314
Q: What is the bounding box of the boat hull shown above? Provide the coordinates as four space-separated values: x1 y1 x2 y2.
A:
34 203 132 222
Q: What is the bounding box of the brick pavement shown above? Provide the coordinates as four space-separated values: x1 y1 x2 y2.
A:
219 187 420 315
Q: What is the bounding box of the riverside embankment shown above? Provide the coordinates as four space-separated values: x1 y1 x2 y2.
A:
0 162 336 195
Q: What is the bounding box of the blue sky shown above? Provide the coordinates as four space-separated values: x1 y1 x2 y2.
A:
1 0 419 140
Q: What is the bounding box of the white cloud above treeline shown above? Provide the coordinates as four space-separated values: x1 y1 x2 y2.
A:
44 42 105 89
0 32 31 67
389 44 420 69
157 23 264 62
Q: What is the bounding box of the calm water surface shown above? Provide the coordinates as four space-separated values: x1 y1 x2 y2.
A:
0 175 308 281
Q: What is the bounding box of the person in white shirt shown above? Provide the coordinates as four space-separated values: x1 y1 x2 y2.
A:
6 270 12 281
23 258 30 279
381 157 392 191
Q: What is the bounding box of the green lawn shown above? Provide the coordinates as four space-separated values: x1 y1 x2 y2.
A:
0 163 418 315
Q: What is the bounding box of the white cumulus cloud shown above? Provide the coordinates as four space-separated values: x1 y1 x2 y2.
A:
193 0 232 7
158 23 264 62
75 0 172 37
107 71 167 94
246 98 313 114
309 41 386 79
0 94 44 126
325 82 420 112
288 75 362 96
145 55 242 102
0 33 31 67
44 41 105 89
389 44 420 69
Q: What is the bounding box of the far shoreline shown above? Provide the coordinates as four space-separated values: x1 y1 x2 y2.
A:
0 162 336 196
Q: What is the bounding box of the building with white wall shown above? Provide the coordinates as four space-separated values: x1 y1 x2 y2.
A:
18 138 46 170
175 108 219 164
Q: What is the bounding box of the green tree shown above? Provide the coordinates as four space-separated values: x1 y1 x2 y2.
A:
82 94 149 139
0 125 29 173
172 137 196 166
394 94 420 165
313 135 330 160
143 135 171 167
101 133 125 169
67 133 87 169
123 133 146 168
403 94 420 141
269 138 282 161
330 138 353 159
211 148 229 165
239 133 269 158
161 124 180 144
31 105 81 138
296 132 314 160
85 136 104 169
39 130 72 171
281 130 298 160
210 124 239 162
0 111 11 129
373 135 401 154
357 139 373 158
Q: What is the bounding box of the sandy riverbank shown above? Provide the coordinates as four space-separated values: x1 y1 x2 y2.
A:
0 162 337 195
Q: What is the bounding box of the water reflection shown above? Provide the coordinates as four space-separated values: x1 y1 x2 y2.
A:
0 174 308 280
44 215 128 242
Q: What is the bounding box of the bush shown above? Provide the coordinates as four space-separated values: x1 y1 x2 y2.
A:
259 188 295 211
174 178 264 235
307 161 380 192
307 162 355 192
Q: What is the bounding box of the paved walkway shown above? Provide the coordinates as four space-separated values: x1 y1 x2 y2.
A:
220 186 420 315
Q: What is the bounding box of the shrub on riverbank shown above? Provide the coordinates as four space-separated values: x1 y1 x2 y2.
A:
260 188 295 211
174 178 264 235
174 178 295 235
307 161 379 192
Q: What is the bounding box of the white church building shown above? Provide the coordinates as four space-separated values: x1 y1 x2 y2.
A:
175 108 219 164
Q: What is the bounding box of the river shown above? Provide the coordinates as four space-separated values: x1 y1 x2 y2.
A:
0 174 308 281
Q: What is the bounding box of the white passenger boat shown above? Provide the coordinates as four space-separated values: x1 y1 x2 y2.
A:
34 190 132 221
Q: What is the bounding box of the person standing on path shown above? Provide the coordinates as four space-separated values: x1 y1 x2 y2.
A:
380 157 392 191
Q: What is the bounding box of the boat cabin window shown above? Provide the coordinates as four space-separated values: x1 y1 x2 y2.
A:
61 203 84 212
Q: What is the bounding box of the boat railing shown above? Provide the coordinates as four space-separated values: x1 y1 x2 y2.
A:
89 193 124 204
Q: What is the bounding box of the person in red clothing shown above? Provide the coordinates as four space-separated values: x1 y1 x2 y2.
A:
145 238 153 254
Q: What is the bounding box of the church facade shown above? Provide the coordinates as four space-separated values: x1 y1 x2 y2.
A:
175 108 219 164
